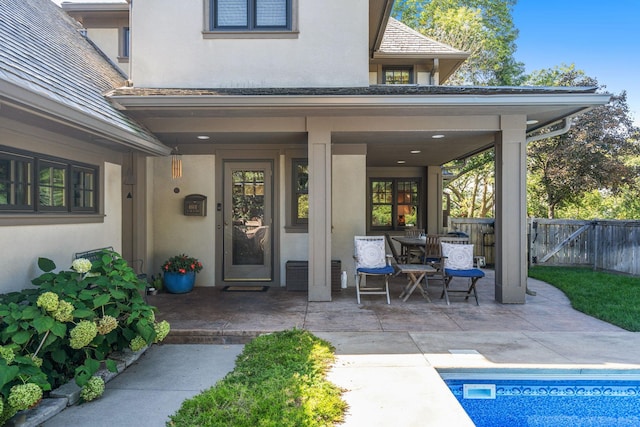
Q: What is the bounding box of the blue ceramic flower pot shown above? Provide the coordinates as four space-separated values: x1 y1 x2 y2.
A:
163 271 195 294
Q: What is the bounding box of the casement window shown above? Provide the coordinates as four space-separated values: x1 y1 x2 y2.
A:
370 178 420 230
210 0 291 31
383 67 414 85
0 152 33 211
292 158 308 225
0 147 98 214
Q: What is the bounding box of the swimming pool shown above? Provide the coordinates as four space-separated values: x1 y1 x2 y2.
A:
445 377 640 426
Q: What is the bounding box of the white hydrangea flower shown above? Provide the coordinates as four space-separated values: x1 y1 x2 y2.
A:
71 258 93 274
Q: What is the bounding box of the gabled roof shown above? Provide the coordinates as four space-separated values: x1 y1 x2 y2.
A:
373 17 468 83
0 0 169 155
379 17 468 57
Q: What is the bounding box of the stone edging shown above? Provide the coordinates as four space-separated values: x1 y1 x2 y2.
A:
6 347 148 427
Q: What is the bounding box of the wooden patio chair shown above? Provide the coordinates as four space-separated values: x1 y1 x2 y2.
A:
353 236 394 304
384 233 407 276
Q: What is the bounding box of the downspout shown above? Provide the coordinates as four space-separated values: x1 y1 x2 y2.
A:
525 116 572 143
525 105 597 142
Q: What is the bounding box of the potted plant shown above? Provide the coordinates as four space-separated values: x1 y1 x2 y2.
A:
161 254 203 294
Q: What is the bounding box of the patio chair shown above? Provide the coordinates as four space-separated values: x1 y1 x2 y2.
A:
440 241 485 305
421 235 446 288
384 233 407 276
354 235 394 304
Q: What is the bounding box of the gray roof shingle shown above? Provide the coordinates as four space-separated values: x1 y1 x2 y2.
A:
0 0 164 152
379 17 467 56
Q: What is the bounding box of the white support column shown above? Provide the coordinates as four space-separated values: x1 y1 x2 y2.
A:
307 118 332 302
495 115 527 303
426 165 443 234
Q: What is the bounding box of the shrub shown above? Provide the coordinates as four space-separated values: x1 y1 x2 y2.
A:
0 250 170 423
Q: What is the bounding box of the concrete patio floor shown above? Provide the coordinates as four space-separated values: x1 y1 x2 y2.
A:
152 268 640 373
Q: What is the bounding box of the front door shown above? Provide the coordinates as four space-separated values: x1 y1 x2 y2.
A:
223 161 273 282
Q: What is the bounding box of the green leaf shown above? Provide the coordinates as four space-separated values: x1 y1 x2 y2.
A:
33 316 55 334
51 321 67 338
12 330 32 345
73 308 95 319
93 294 111 308
136 321 155 344
105 359 119 373
109 289 127 300
38 257 57 272
20 306 40 320
0 363 20 390
51 348 67 364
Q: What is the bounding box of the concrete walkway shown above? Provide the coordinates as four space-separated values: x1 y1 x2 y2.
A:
37 272 640 426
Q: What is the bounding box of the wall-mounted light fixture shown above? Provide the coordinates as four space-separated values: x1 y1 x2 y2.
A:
171 147 182 179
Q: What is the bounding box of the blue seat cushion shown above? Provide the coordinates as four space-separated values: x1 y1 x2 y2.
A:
445 268 485 278
357 265 395 275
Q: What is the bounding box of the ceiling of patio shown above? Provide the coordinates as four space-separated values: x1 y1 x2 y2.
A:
153 129 496 167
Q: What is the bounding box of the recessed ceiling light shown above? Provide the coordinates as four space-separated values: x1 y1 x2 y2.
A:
410 150 421 154
397 160 406 164
526 119 539 125
432 134 445 139
197 135 210 140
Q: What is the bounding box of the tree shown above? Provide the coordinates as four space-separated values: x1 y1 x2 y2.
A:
444 151 495 218
393 0 524 85
525 65 640 218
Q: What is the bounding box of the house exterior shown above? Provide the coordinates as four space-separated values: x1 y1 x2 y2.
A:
1 0 610 304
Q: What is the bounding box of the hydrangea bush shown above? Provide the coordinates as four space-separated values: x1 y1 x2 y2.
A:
0 250 170 424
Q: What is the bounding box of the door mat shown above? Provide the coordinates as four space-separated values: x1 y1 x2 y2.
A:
222 286 269 292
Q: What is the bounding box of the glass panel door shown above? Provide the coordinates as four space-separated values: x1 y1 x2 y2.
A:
223 161 272 281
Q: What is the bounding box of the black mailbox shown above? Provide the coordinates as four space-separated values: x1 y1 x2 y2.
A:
184 194 207 216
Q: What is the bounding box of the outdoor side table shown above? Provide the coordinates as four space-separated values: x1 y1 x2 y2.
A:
397 264 436 302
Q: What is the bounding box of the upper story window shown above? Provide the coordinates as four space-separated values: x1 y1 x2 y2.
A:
0 147 98 214
211 0 291 31
383 67 414 85
370 178 420 230
121 27 130 58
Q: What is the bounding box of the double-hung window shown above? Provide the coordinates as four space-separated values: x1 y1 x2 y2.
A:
211 0 291 31
370 178 420 230
0 147 98 214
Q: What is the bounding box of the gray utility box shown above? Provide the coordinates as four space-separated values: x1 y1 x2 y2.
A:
286 260 341 292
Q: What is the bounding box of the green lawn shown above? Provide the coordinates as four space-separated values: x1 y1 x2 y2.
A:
528 266 640 331
167 329 347 427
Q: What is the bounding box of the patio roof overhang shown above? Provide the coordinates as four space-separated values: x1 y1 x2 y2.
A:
108 86 610 166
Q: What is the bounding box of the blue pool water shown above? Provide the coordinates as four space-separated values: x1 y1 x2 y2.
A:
446 379 640 427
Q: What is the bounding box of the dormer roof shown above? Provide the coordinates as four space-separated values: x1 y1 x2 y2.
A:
379 17 468 56
374 17 469 83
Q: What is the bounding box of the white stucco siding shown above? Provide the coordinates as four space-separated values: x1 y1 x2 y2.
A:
151 155 216 287
0 162 122 294
87 28 121 66
131 0 369 88
331 152 366 288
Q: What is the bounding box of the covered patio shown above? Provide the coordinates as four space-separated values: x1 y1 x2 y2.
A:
151 270 626 349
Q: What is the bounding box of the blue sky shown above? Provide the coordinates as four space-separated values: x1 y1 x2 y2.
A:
513 0 640 126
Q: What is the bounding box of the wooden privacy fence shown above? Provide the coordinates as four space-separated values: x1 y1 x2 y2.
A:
449 218 640 276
